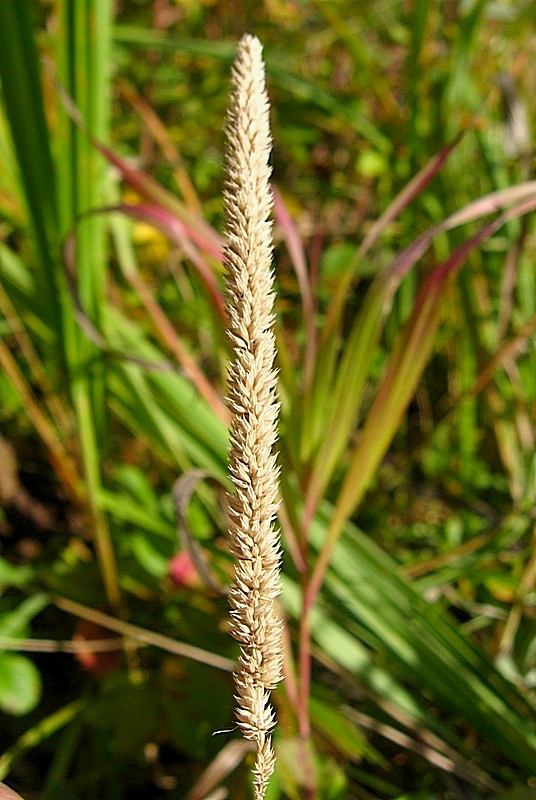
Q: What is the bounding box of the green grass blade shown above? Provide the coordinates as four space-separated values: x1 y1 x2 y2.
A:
54 0 120 609
0 0 60 326
308 198 536 601
298 140 462 487
321 522 536 776
284 509 536 780
0 700 86 781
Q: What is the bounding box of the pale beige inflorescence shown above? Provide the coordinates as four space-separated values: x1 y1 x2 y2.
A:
223 33 283 800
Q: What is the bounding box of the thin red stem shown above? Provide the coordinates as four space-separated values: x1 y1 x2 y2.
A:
297 577 312 738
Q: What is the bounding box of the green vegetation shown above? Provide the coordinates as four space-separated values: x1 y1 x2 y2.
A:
1 1 536 798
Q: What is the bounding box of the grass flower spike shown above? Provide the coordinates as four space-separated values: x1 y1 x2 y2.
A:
223 34 283 800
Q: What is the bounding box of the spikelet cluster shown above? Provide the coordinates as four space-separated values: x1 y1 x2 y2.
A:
223 33 283 800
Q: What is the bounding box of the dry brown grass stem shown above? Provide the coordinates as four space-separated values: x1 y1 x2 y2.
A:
223 33 283 800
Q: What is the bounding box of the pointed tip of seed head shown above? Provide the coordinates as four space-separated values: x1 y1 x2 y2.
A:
238 32 263 49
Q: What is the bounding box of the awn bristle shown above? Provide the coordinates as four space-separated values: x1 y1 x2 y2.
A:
223 33 283 800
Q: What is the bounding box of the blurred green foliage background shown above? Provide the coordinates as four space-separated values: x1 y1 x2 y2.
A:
1 1 536 799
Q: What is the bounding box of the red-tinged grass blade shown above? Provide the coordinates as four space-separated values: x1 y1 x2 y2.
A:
63 201 226 322
306 195 536 605
300 241 430 502
57 83 224 263
301 182 536 522
358 135 461 260
117 78 203 215
298 139 464 470
273 189 313 313
95 140 225 261
273 188 317 387
63 205 228 421
298 274 387 474
301 163 536 475
321 136 463 351
115 203 226 322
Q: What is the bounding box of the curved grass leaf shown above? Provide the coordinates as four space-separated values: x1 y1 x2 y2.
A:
283 510 536 782
305 192 536 593
0 1 62 337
